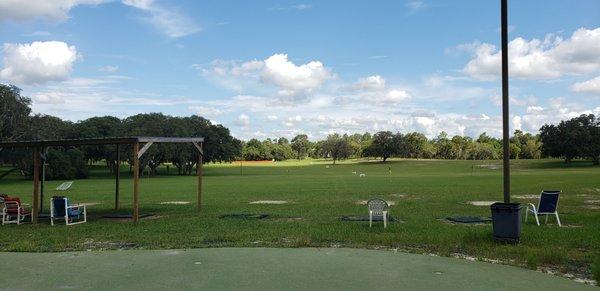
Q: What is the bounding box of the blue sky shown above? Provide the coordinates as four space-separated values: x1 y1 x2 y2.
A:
1 0 599 140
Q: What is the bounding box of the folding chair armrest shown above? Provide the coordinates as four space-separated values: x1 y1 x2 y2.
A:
527 203 537 212
67 204 86 211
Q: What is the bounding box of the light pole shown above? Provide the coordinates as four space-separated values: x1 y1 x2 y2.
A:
501 0 510 203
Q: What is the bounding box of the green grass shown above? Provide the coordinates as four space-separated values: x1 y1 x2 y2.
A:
1 158 599 280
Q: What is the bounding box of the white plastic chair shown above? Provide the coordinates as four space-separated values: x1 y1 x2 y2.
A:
525 190 562 227
367 198 389 228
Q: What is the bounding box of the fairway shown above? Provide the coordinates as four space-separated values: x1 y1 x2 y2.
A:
0 248 595 290
1 159 599 284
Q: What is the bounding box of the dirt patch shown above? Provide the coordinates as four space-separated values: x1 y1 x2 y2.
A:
466 201 497 206
160 201 190 205
249 200 288 204
355 200 395 206
81 239 137 250
475 164 501 170
389 193 406 198
585 200 600 204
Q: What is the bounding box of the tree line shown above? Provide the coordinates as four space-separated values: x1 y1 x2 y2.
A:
1 84 598 180
243 117 600 165
0 84 242 179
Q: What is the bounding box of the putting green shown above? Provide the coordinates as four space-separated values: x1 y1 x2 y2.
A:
0 248 594 290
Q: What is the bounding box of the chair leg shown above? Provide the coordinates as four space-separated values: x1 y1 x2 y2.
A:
383 212 387 228
534 212 540 226
545 214 549 224
555 212 562 227
369 211 373 228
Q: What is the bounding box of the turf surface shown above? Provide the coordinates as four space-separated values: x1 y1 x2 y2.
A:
0 159 599 282
0 248 595 290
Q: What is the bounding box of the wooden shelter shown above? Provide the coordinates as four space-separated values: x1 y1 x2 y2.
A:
0 137 204 223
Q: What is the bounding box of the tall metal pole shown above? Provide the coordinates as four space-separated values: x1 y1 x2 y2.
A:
501 0 510 203
115 144 120 210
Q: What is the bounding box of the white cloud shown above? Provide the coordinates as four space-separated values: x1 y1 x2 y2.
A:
1 41 79 85
347 75 386 91
405 0 426 14
0 0 200 38
99 65 119 73
571 76 600 94
188 106 223 118
200 54 333 98
261 54 332 96
462 27 600 80
291 4 311 10
382 89 410 103
0 0 107 22
122 0 200 38
235 113 250 127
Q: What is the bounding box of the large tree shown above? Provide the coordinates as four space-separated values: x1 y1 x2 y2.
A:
322 134 353 164
363 131 397 162
291 134 310 159
540 114 599 164
0 84 31 141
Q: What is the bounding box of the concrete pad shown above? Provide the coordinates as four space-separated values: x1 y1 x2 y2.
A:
467 201 498 207
249 200 288 204
355 200 396 206
0 248 594 290
160 201 190 205
513 195 540 199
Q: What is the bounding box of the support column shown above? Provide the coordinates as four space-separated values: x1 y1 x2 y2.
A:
115 144 120 210
197 143 203 213
133 142 140 222
32 147 41 224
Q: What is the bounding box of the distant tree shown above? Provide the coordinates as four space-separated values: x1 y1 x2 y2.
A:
322 134 352 164
434 132 454 159
404 132 428 159
291 134 310 159
540 114 598 164
0 84 31 141
364 131 397 162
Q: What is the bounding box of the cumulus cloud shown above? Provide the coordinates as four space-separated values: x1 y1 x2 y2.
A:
0 0 107 22
347 75 386 91
462 27 600 80
199 54 333 97
571 76 600 94
1 41 79 85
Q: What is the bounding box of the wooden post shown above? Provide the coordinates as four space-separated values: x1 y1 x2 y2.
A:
115 144 120 210
197 143 203 213
32 147 41 224
133 142 140 222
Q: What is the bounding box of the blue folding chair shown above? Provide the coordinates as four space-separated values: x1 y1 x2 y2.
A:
525 190 562 227
50 196 87 226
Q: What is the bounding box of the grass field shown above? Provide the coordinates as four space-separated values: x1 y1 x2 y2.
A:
1 159 599 282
